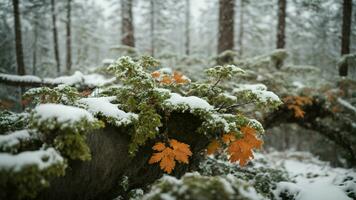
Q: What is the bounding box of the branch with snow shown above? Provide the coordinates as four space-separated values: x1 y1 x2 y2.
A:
0 72 115 89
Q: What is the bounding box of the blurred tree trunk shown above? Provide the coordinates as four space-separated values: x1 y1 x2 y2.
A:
150 0 155 56
121 0 135 47
66 0 72 74
339 0 352 76
238 0 244 57
32 23 38 76
51 0 60 75
12 0 26 105
12 0 25 76
276 0 286 69
185 0 190 55
218 0 235 54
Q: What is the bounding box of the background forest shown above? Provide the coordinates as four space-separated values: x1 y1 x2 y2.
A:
0 0 355 200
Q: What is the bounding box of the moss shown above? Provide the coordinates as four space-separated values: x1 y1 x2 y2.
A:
0 156 66 200
0 111 29 133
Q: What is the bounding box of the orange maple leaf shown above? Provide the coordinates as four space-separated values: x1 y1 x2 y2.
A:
151 71 161 79
149 139 192 174
227 126 263 166
173 71 189 84
222 133 236 144
160 75 173 84
206 139 220 155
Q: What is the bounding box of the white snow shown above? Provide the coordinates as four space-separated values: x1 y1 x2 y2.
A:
0 73 42 82
102 58 114 64
337 98 356 113
0 148 64 172
0 130 32 150
83 74 116 87
164 93 213 111
44 71 84 85
78 96 137 125
233 83 281 103
33 104 95 123
296 182 351 200
234 84 268 92
258 151 356 200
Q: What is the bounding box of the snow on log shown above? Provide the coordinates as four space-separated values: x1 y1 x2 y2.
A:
0 72 115 89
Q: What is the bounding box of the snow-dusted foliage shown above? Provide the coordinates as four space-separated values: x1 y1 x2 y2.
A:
127 151 356 200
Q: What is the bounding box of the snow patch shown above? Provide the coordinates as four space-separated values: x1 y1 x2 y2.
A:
0 148 64 172
78 97 137 125
33 104 95 123
164 93 213 111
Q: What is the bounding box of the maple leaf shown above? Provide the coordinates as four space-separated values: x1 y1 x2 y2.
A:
170 139 192 164
151 71 161 79
160 75 172 84
227 126 263 166
206 139 220 155
222 133 236 144
173 71 189 84
149 139 192 174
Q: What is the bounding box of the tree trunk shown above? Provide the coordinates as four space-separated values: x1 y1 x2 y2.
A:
150 0 155 56
66 0 72 74
12 0 26 106
32 23 38 76
339 0 352 76
51 0 61 75
238 0 244 57
276 0 287 69
185 0 190 55
12 0 25 76
218 0 235 54
121 0 135 47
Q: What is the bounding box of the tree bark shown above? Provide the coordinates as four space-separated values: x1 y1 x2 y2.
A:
51 0 61 75
38 112 209 200
218 0 235 54
121 0 135 47
66 0 72 74
185 0 190 55
339 0 352 76
276 0 286 49
275 0 287 69
32 23 38 76
238 0 244 57
150 0 155 56
12 0 25 76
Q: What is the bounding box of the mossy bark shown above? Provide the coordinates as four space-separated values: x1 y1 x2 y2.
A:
38 112 209 200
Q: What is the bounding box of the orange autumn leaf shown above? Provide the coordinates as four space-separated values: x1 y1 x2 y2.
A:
284 96 312 119
287 105 305 118
149 139 192 174
206 139 220 155
160 75 173 84
222 133 236 144
227 126 263 166
151 71 161 79
173 71 189 84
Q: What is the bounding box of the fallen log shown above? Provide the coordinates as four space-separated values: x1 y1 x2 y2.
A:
264 98 356 166
37 112 210 200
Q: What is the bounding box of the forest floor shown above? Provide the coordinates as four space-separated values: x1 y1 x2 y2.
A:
253 150 356 200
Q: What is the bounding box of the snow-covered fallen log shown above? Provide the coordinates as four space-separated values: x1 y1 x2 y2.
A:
37 112 209 200
0 72 115 89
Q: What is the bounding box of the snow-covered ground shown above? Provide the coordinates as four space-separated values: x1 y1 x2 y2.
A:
255 151 356 200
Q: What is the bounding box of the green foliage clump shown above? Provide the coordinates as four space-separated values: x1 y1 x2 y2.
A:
0 148 66 200
142 173 263 200
0 111 29 133
198 155 290 199
23 85 80 105
29 108 104 161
